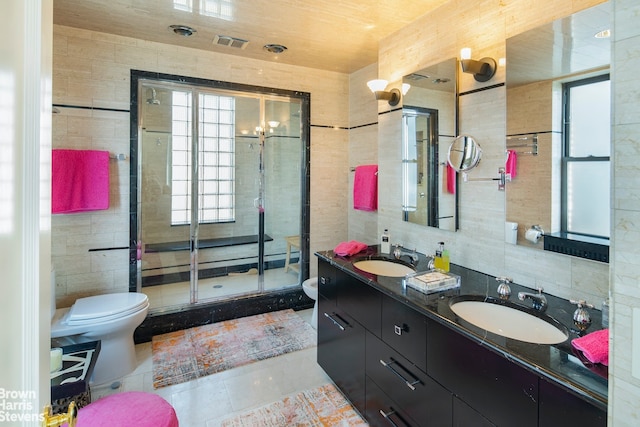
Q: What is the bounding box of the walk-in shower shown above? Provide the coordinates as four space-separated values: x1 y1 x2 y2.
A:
129 70 310 314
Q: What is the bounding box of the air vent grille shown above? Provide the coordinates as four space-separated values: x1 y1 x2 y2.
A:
213 35 249 49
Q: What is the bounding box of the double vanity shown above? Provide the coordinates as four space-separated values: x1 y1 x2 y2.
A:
315 246 607 427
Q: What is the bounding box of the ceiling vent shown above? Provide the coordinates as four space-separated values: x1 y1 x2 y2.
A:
213 35 249 49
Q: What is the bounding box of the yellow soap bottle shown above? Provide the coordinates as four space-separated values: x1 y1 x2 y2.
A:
434 242 444 271
441 247 450 272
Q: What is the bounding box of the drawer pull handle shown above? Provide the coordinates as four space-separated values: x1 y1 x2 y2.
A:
379 409 400 427
323 312 345 331
379 358 420 391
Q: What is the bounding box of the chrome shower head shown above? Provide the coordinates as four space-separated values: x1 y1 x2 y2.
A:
147 88 160 105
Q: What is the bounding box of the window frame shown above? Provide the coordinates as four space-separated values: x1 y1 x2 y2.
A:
560 73 610 239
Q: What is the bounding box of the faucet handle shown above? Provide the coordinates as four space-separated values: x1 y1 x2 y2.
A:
570 299 594 332
496 277 512 298
570 299 595 309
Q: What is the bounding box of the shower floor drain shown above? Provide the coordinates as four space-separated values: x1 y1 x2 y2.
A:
213 285 223 289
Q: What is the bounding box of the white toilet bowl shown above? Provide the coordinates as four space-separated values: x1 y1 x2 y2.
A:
302 277 318 329
51 292 149 386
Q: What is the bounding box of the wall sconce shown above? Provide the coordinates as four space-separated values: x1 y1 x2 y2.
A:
367 79 401 106
460 48 497 82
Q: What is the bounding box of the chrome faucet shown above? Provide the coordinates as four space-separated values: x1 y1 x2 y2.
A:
393 244 419 265
518 287 547 312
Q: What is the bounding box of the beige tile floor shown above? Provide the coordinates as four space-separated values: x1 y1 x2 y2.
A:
90 309 336 427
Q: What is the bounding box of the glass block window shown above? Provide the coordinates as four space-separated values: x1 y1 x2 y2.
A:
170 91 235 225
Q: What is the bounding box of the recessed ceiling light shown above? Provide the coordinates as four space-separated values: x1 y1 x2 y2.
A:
264 44 287 54
169 25 197 37
594 29 611 39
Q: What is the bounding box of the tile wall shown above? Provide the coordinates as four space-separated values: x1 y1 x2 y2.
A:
611 0 640 424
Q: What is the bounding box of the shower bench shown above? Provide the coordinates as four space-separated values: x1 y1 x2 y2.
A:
144 234 273 253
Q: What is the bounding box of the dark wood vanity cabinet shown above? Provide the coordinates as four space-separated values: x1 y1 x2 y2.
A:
317 260 367 415
316 259 606 427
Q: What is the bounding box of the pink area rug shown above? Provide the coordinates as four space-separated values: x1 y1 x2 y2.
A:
221 384 367 427
152 309 316 388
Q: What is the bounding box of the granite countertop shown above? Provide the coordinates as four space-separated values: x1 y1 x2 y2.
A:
315 246 608 411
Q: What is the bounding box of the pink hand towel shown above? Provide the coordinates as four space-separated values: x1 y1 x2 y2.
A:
52 149 110 214
446 163 456 194
353 165 378 211
571 328 609 366
505 149 517 179
334 241 368 257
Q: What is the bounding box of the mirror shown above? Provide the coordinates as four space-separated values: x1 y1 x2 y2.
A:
505 2 610 254
402 58 457 230
447 135 482 172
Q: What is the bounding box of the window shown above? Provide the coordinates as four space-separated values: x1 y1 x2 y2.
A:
562 75 610 238
171 91 236 225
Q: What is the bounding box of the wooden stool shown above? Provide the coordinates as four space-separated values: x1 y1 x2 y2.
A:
70 391 178 427
284 235 300 273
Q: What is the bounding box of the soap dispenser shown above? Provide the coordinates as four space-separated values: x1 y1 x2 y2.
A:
381 229 390 254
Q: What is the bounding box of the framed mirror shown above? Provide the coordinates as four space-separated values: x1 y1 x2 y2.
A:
402 58 457 231
505 2 610 261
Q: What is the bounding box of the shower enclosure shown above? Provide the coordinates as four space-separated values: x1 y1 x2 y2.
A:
130 71 310 313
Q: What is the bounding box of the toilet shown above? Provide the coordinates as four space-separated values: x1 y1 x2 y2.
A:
302 277 318 329
51 271 149 386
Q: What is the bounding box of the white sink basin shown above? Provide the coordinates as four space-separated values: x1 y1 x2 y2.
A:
352 259 415 277
450 297 568 344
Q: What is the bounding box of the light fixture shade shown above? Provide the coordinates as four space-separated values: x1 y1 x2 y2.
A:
460 47 472 60
268 121 280 128
401 83 411 95
367 79 388 93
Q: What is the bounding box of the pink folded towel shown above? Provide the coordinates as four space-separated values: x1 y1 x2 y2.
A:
52 149 110 214
334 241 368 257
505 149 517 179
353 165 378 211
571 328 609 366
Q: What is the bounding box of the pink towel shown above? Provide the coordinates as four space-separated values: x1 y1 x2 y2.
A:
52 149 110 214
353 165 378 211
334 241 368 257
446 163 456 194
505 149 517 179
571 328 609 366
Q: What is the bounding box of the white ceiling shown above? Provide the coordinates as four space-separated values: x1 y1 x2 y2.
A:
53 0 450 74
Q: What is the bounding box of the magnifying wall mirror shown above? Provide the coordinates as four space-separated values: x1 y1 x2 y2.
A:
447 135 482 172
401 58 457 231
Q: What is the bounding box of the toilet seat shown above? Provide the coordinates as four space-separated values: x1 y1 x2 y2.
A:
66 293 149 326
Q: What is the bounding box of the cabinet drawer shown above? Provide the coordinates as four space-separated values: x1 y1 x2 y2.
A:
382 295 427 372
427 320 538 427
318 259 337 301
317 301 366 415
367 331 452 427
453 396 496 427
365 375 420 427
539 378 606 427
338 276 382 335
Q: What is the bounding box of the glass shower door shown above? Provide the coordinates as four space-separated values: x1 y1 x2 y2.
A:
137 79 303 312
262 98 302 291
